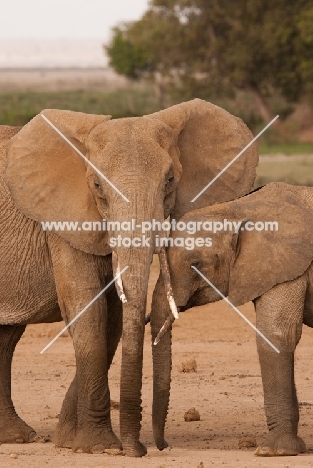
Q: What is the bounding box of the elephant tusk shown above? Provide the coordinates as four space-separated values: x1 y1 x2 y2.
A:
154 314 175 345
158 247 179 320
112 251 127 303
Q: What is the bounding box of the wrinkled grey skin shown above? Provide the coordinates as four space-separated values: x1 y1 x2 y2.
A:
0 100 258 456
156 182 313 456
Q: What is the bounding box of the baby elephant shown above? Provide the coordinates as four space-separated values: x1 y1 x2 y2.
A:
166 182 313 456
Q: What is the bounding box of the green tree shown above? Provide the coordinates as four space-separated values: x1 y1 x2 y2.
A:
296 3 313 95
107 0 313 121
105 27 151 79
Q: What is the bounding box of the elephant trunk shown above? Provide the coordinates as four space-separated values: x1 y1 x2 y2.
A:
110 194 178 455
151 272 173 450
117 241 152 456
111 198 157 456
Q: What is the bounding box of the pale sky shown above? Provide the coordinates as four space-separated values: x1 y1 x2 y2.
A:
0 0 150 67
1 0 150 40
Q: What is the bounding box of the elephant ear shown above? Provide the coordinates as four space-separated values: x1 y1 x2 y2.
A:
148 99 259 219
5 109 111 255
228 182 313 306
0 125 22 173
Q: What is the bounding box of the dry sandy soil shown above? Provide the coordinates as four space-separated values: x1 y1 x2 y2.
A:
1 260 313 468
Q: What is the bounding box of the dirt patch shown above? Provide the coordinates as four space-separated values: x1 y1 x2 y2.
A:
238 436 257 449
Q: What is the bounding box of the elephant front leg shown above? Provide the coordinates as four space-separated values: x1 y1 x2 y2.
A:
53 284 123 452
70 313 122 455
254 278 307 456
49 239 122 454
255 347 306 456
52 374 78 448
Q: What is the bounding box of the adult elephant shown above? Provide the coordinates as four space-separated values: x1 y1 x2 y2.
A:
1 99 258 456
152 182 313 456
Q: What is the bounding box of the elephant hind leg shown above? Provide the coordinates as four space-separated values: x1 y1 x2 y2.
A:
0 324 36 443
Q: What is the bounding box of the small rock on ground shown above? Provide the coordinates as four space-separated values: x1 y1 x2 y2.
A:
184 407 201 421
178 358 197 373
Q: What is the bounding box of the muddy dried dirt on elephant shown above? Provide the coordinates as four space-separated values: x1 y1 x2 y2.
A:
1 259 313 467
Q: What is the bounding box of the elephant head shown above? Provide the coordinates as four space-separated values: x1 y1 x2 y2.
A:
4 99 258 456
166 182 313 312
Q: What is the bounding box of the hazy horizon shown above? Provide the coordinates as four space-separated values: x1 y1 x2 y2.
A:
0 39 109 68
0 0 149 68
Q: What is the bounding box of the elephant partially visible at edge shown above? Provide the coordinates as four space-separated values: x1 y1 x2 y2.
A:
0 99 258 456
154 182 313 456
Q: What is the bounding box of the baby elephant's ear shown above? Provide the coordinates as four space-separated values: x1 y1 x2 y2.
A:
148 99 259 219
228 183 313 306
5 109 111 255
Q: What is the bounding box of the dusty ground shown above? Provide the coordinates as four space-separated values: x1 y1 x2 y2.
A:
1 259 313 468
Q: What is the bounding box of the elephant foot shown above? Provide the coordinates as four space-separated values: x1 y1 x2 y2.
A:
71 426 122 455
0 415 36 443
123 440 147 457
52 420 76 449
255 433 306 456
155 437 169 451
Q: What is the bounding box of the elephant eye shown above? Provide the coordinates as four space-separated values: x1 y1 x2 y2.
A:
166 176 174 185
94 181 101 189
